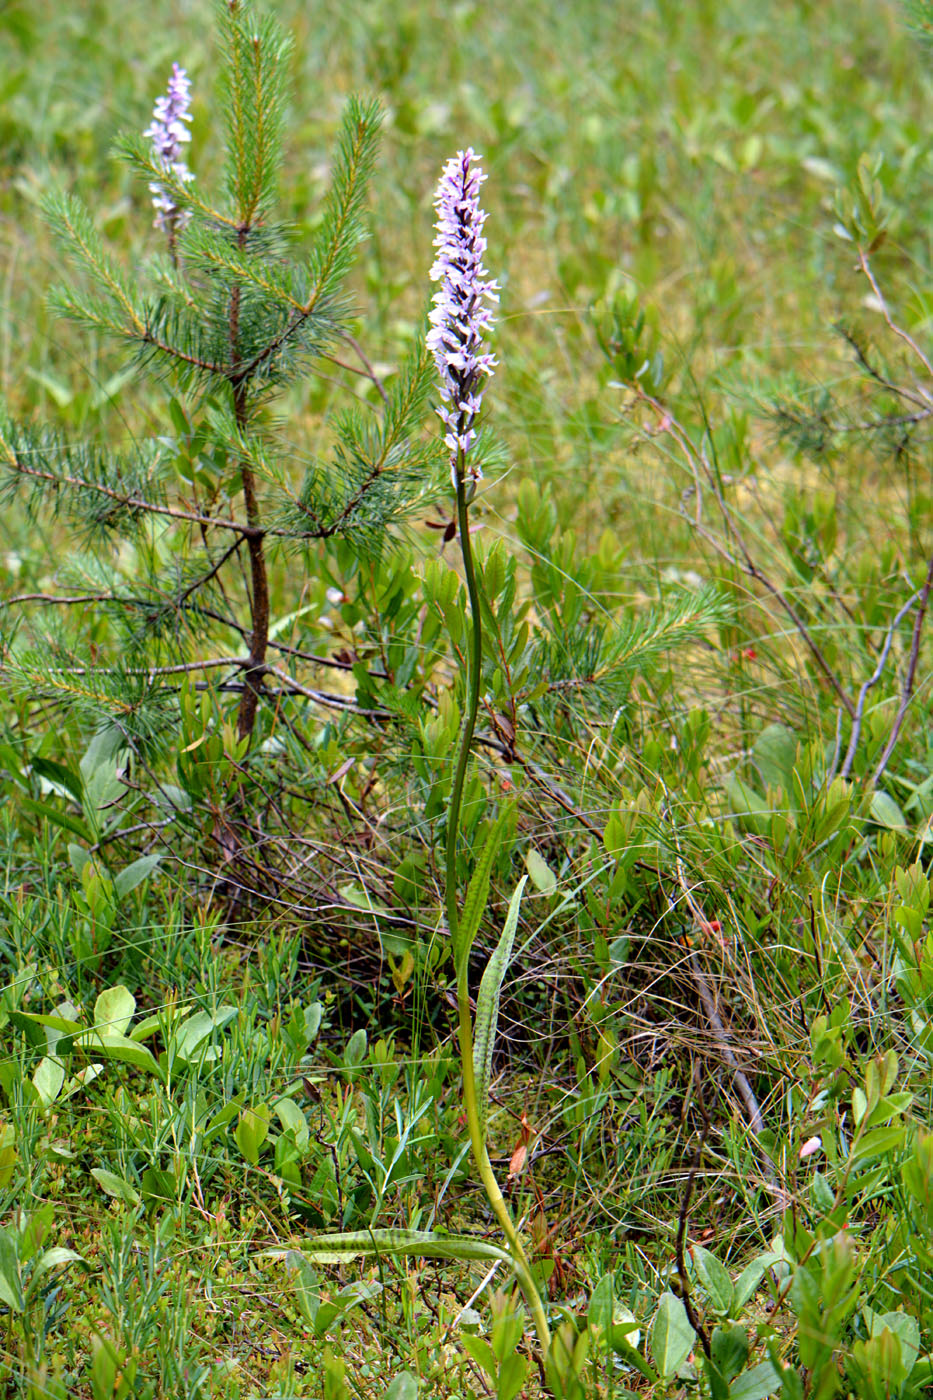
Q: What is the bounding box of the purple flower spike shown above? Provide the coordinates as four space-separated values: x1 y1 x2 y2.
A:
427 149 498 491
143 63 194 236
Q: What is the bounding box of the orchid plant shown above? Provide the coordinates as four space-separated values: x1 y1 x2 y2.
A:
295 149 555 1382
142 61 194 257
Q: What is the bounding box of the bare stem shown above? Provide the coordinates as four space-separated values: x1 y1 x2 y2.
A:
839 588 921 779
870 553 933 786
445 466 552 1360
227 235 271 744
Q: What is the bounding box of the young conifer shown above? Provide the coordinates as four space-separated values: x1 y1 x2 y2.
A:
0 0 440 752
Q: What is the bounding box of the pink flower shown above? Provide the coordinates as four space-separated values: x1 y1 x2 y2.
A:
143 63 194 234
427 150 498 490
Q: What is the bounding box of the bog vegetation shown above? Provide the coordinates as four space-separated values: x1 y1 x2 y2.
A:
2 0 933 1396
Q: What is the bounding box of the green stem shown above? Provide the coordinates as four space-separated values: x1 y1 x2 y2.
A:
445 465 552 1358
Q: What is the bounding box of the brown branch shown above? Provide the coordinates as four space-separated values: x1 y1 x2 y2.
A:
263 665 390 718
139 329 227 377
61 657 244 678
858 248 933 382
227 194 271 744
0 592 116 609
839 588 921 779
338 331 390 405
675 1063 712 1357
870 552 933 786
235 386 271 744
651 393 856 718
4 457 263 538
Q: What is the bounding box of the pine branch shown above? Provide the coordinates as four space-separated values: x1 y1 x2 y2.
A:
230 98 382 389
219 2 292 223
528 586 727 712
0 424 262 540
43 191 144 331
114 132 238 232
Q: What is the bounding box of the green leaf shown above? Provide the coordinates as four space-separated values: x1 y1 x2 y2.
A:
68 843 90 877
113 855 161 898
525 847 557 896
313 1279 382 1338
863 1091 912 1129
283 1250 320 1327
692 1245 734 1314
734 1257 770 1310
170 1006 237 1063
344 1028 367 1067
90 1168 140 1206
75 1031 162 1077
462 1335 497 1380
93 985 135 1037
497 1352 528 1400
753 724 798 795
870 790 908 831
850 1124 906 1163
9 1010 82 1052
140 1167 179 1203
0 1230 24 1312
236 1104 272 1166
712 1325 749 1383
30 756 84 804
588 1272 614 1334
32 1056 65 1108
729 1360 782 1400
382 1371 419 1400
34 1246 84 1278
21 796 92 841
456 803 515 972
650 1293 695 1379
871 1312 921 1375
473 877 527 1139
724 776 771 835
275 1097 310 1149
273 1229 513 1268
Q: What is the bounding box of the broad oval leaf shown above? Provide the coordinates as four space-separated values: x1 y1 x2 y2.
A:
75 1031 162 1078
34 1246 84 1278
382 1372 419 1400
345 1027 367 1067
32 1056 65 1108
692 1245 734 1314
235 1104 271 1166
93 985 136 1037
90 1167 141 1206
524 847 557 896
729 1359 782 1400
650 1292 695 1379
113 854 161 899
0 1231 25 1312
870 790 908 832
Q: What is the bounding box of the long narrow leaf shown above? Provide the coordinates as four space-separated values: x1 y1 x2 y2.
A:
263 1228 512 1267
456 803 515 972
473 877 527 1139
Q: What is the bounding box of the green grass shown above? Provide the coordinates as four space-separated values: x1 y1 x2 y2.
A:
3 0 933 1397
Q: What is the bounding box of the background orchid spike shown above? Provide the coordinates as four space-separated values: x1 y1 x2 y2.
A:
143 62 194 234
427 148 499 489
